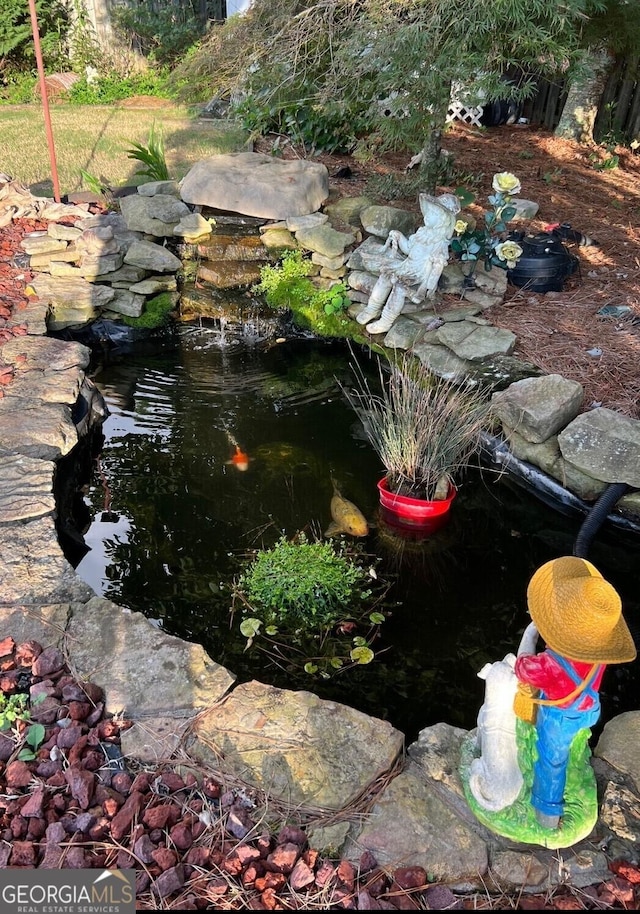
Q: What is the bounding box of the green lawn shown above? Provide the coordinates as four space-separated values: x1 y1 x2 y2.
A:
0 104 250 196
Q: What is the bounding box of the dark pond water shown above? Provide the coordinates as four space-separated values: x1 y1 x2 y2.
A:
69 326 640 741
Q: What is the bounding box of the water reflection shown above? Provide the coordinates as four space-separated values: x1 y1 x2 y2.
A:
73 331 640 740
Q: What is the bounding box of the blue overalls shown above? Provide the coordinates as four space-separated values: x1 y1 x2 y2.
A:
531 652 602 819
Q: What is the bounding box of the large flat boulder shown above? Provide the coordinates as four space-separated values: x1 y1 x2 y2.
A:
558 407 640 486
186 681 403 809
179 153 329 220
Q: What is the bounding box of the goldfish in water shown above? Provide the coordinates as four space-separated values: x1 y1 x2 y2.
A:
324 478 369 537
224 429 250 471
228 445 250 471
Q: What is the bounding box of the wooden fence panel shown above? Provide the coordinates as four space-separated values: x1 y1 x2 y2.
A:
519 55 640 142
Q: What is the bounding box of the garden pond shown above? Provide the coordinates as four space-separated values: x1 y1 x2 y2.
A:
62 325 640 742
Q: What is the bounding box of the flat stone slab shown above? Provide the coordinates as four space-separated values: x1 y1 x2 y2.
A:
492 374 585 443
595 711 640 793
0 516 92 604
344 759 489 881
186 681 404 810
0 397 78 459
438 322 517 362
65 597 236 718
5 365 86 406
0 603 71 650
0 455 55 522
411 341 473 381
0 336 89 372
558 407 640 487
120 716 192 765
179 153 329 220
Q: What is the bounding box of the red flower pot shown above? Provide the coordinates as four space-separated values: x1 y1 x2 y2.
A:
377 477 456 534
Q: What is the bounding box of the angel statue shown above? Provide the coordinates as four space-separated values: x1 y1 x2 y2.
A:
356 192 461 335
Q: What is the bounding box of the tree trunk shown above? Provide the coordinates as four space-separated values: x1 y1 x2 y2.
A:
417 91 451 194
554 47 613 144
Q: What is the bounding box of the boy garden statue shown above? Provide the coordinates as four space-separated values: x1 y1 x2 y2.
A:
461 556 636 847
356 192 460 334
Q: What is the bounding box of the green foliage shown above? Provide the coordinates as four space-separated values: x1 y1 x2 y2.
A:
237 533 366 630
0 0 69 75
590 151 619 170
255 252 354 336
0 70 36 103
342 351 492 500
67 70 172 106
450 172 523 273
254 249 312 308
0 691 46 762
171 0 595 190
234 532 386 679
233 88 365 154
79 169 105 195
66 0 101 72
125 122 170 181
111 0 207 68
121 292 177 329
313 282 351 316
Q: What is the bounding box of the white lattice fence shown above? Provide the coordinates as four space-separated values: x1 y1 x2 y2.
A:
446 100 484 126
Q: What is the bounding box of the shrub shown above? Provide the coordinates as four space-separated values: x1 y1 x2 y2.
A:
67 70 172 105
234 533 385 679
0 70 36 103
0 0 70 76
238 533 365 630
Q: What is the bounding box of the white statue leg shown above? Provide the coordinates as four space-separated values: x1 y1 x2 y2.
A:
366 283 406 334
356 275 392 325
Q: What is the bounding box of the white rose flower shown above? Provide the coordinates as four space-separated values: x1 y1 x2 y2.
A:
492 172 522 196
454 219 469 234
495 240 524 269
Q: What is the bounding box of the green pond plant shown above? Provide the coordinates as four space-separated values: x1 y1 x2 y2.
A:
342 351 493 502
254 250 355 338
233 532 387 679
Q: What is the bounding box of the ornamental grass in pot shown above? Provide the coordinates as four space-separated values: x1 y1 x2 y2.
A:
342 352 492 518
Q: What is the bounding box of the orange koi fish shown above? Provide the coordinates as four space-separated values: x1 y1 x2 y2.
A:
229 445 250 472
224 429 250 471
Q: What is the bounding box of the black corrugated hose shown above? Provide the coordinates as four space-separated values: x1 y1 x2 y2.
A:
573 483 631 558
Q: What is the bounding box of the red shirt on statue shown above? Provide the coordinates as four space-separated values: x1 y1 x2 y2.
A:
514 651 605 711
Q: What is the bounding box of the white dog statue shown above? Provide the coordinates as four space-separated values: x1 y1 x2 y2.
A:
468 622 539 812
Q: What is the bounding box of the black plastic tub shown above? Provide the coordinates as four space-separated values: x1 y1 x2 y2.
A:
507 232 579 292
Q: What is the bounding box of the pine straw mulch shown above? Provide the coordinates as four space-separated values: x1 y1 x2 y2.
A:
258 122 640 419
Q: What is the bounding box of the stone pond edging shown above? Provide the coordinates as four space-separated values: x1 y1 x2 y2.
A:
1 165 640 892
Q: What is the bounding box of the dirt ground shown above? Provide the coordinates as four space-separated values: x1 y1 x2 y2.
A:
260 122 640 419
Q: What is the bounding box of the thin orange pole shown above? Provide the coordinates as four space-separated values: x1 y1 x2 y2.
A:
28 0 61 202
